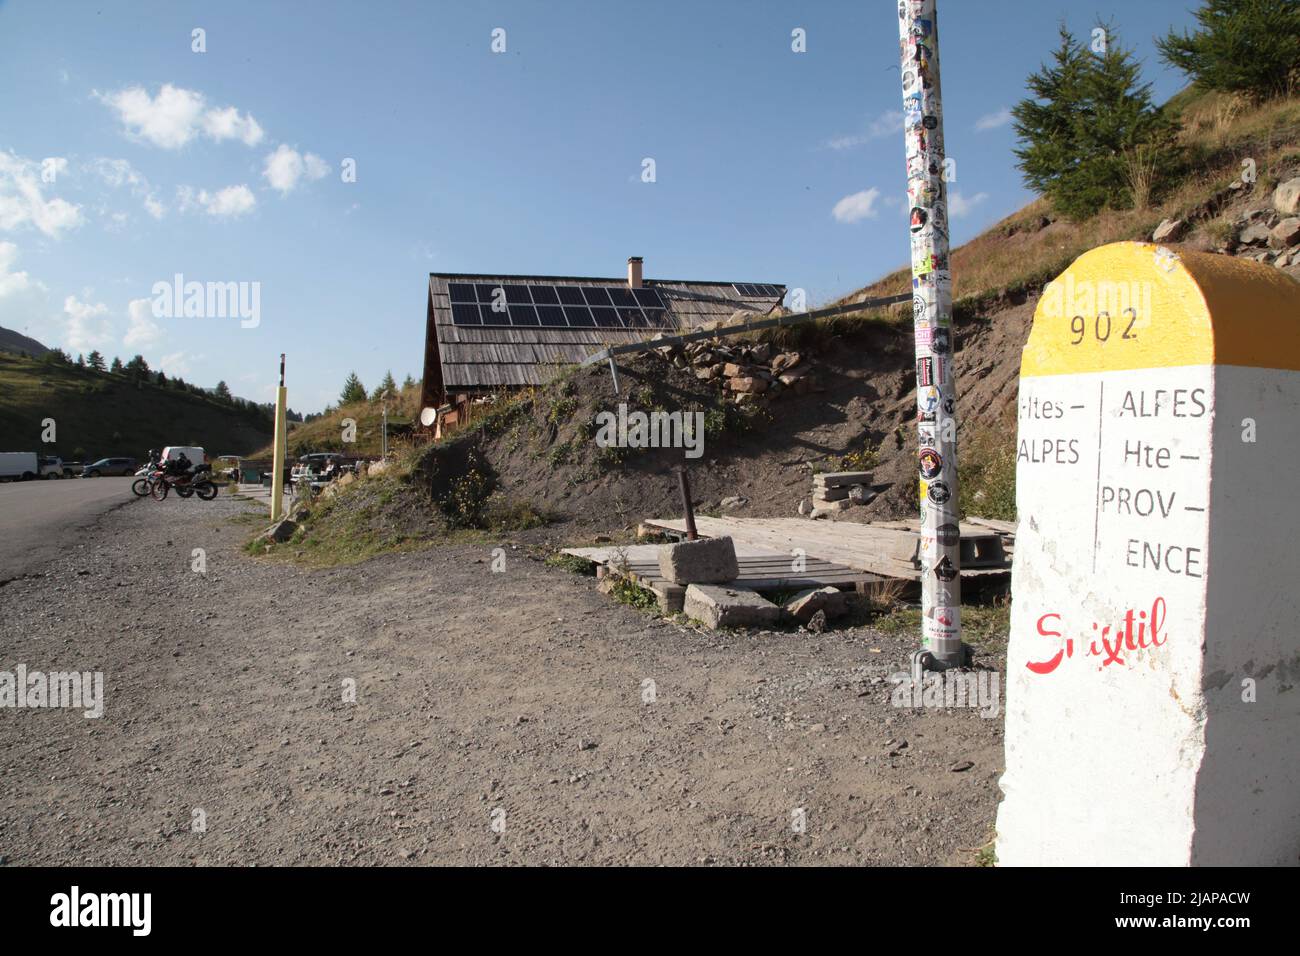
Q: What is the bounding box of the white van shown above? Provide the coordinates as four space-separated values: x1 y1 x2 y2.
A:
0 451 40 481
161 446 207 470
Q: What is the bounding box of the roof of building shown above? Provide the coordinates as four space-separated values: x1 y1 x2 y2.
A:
423 271 786 399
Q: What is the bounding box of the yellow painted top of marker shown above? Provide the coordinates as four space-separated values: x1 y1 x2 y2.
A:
1022 241 1300 376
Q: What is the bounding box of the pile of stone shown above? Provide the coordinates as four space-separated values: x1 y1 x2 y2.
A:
650 534 848 630
1151 174 1300 279
651 323 822 405
798 471 874 519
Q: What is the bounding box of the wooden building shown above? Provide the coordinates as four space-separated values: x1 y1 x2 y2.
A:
420 257 785 435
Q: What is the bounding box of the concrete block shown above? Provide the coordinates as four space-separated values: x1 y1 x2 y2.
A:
650 581 686 614
658 536 739 584
813 471 873 488
684 584 780 629
783 586 847 622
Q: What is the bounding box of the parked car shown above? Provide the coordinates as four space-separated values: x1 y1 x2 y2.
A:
0 451 40 481
39 455 75 478
82 457 138 477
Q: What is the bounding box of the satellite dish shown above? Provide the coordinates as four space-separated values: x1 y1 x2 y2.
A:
419 407 437 427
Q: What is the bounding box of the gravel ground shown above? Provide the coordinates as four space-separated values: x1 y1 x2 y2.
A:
0 493 1005 866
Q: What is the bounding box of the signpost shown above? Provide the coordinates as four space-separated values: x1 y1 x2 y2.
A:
996 242 1300 864
897 0 962 667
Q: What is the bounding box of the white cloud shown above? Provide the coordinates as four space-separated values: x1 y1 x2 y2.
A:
832 188 882 224
0 241 31 298
201 106 264 147
0 151 84 238
63 294 113 353
949 190 989 218
975 107 1013 132
86 157 165 219
824 111 904 151
177 183 256 218
262 144 330 194
95 84 264 149
158 350 193 377
125 297 162 348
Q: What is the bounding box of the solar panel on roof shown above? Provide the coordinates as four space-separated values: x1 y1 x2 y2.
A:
509 304 539 326
632 287 663 308
448 282 477 302
451 302 481 324
588 307 619 327
530 285 560 305
583 287 611 307
607 287 637 308
476 283 504 306
564 306 595 327
502 284 532 304
536 305 567 327
556 286 586 306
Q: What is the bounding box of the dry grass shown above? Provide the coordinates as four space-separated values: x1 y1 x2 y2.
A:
824 90 1300 321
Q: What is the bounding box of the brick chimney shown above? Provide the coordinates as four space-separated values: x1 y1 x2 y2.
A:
627 256 643 289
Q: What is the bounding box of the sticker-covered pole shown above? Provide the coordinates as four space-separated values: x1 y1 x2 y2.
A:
270 353 288 523
897 0 961 666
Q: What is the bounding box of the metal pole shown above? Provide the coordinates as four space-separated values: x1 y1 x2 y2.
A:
676 465 698 541
270 353 288 523
897 0 962 667
382 403 388 459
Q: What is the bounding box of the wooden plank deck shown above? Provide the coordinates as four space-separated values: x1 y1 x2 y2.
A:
640 516 1012 581
562 545 886 591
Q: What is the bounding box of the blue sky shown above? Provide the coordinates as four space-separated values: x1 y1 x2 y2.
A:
0 0 1201 413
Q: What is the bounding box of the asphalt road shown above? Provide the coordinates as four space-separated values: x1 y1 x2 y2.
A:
0 477 136 582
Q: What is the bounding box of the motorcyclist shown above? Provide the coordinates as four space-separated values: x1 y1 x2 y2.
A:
165 452 192 478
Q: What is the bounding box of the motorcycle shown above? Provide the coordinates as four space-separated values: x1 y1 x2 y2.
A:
150 462 218 501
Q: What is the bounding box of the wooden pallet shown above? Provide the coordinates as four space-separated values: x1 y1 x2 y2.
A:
639 516 1012 581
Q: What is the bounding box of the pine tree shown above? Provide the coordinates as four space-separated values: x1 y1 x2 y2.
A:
340 372 367 405
1013 23 1179 220
373 370 397 401
402 374 417 391
87 350 106 372
1158 0 1300 103
110 356 124 374
124 354 151 383
215 380 233 401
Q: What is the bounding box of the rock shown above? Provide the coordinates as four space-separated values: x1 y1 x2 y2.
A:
848 484 872 504
721 363 746 378
797 498 813 516
750 343 772 363
719 495 748 510
649 581 686 614
728 376 767 394
784 586 848 622
950 760 975 773
813 470 873 488
658 536 740 585
683 584 781 629
1238 221 1273 246
264 518 297 543
806 610 827 633
1152 218 1186 243
1274 177 1300 216
815 486 853 502
811 497 852 512
1271 217 1300 248
771 352 802 374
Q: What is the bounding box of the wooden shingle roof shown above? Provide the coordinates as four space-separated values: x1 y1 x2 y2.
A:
423 272 785 402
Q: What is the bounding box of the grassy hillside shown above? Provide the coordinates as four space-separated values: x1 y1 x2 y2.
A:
0 352 273 461
248 380 423 460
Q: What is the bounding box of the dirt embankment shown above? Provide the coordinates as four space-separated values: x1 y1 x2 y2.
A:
410 301 1034 534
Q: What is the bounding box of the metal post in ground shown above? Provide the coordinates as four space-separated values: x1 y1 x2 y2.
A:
896 0 964 668
677 465 698 541
270 353 288 523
